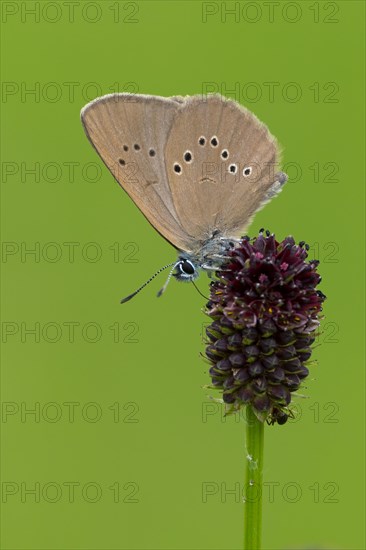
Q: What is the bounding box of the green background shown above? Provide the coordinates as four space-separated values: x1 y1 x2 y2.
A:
1 1 365 549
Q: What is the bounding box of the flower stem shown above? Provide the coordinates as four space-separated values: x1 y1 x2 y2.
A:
244 406 264 550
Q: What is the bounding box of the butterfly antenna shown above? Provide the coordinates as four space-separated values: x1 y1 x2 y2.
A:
157 261 181 298
120 261 177 304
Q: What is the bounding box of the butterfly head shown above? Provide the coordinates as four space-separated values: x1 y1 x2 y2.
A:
174 258 199 282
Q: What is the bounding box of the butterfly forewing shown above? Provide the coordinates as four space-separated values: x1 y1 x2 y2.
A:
81 93 196 252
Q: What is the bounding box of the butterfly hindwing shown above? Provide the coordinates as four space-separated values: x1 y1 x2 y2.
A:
164 95 284 242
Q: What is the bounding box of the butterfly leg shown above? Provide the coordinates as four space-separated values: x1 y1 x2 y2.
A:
201 264 232 273
211 254 231 260
219 237 241 243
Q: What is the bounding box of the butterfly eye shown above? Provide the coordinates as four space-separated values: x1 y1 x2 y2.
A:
228 164 237 174
180 260 195 275
221 149 229 159
174 163 182 174
210 136 218 147
183 151 193 163
198 136 206 146
243 167 252 177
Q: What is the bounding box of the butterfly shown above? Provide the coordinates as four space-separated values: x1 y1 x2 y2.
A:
80 93 287 302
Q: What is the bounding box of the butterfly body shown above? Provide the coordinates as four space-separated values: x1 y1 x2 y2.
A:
174 232 236 280
81 93 287 296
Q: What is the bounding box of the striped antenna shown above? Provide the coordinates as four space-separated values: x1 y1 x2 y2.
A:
157 262 181 298
120 261 177 304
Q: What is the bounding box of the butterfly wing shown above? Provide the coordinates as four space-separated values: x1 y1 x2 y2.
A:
164 94 286 247
81 93 196 252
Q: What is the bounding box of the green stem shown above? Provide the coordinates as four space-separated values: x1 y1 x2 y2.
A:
244 406 264 550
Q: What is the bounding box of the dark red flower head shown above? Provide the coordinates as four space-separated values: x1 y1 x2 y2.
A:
204 231 326 424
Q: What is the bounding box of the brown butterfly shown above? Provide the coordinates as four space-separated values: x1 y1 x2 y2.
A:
81 94 287 301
